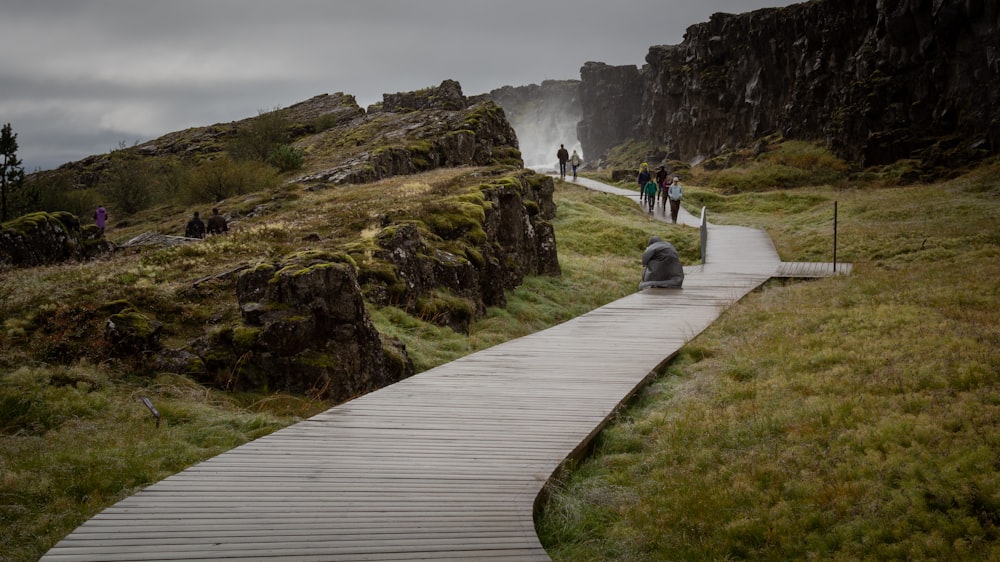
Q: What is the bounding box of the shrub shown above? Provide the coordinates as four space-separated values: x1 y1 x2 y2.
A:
98 149 157 214
267 144 305 172
228 107 291 163
182 157 279 203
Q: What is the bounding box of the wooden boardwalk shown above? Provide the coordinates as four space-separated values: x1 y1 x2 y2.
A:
42 177 846 561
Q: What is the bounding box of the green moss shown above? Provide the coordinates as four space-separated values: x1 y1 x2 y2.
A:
231 326 260 350
421 200 487 243
108 310 157 339
208 326 234 346
100 300 134 315
359 261 400 285
296 350 339 370
1 211 71 236
415 291 474 323
464 246 485 269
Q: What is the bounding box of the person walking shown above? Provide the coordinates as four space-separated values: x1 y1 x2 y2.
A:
667 176 683 224
643 177 659 213
93 204 108 236
636 163 652 207
655 165 669 210
185 211 206 239
570 150 582 179
556 144 570 179
206 207 228 235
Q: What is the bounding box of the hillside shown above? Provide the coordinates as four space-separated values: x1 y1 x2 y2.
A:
1 80 559 402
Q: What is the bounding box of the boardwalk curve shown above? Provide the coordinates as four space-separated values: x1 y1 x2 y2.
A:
42 177 836 561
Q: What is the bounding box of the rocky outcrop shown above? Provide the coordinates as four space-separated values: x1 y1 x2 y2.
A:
149 169 559 396
363 170 560 332
578 0 1000 171
0 211 113 267
489 80 583 169
105 308 163 357
293 80 522 185
156 251 414 401
15 80 556 406
377 79 467 112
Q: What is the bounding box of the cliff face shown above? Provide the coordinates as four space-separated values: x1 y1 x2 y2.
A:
579 0 1000 170
577 63 643 166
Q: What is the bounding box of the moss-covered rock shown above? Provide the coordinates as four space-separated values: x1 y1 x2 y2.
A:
104 308 163 357
0 211 114 268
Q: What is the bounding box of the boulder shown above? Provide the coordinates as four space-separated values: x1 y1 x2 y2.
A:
104 309 163 356
165 251 413 401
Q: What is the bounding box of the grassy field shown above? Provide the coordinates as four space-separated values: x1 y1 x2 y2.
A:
2 145 998 560
538 160 1000 560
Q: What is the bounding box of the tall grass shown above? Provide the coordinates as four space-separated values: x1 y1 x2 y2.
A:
537 162 1000 560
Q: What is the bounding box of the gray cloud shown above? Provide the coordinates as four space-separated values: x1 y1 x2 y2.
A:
0 0 801 171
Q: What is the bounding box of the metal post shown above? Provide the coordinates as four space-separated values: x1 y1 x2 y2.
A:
833 201 838 273
700 206 708 265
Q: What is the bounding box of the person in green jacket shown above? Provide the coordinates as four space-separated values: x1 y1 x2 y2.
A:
643 179 658 213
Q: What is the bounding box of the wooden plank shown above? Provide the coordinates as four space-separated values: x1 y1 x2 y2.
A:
41 176 845 561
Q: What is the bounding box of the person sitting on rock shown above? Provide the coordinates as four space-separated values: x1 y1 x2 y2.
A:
185 211 206 239
639 236 684 289
206 207 228 235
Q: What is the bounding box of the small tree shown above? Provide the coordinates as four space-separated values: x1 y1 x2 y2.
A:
99 144 154 214
229 107 291 163
1 123 26 222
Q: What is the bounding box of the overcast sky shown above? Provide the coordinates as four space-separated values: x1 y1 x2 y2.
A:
1 0 802 172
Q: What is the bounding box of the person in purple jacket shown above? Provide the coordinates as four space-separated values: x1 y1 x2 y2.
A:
93 205 108 236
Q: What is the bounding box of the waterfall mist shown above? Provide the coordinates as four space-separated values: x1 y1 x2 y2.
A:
489 81 584 173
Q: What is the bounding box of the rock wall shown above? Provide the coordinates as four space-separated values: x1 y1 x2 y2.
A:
366 170 560 332
578 0 1000 169
576 63 643 167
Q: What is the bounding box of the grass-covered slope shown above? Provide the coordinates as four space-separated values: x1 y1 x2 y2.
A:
539 157 1000 561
